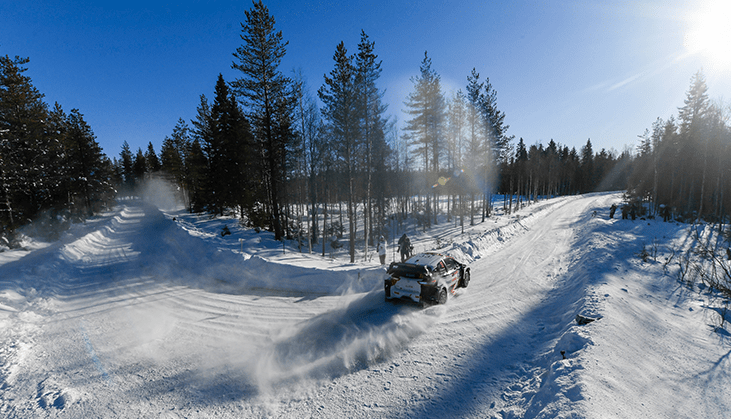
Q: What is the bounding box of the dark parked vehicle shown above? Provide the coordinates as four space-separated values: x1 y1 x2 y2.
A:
385 252 470 306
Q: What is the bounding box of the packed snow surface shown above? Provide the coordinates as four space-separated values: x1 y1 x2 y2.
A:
2 192 730 418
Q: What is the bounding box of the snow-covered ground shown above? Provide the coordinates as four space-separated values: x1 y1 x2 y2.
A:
2 192 730 418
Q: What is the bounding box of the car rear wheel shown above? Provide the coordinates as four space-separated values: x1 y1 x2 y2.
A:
437 287 448 305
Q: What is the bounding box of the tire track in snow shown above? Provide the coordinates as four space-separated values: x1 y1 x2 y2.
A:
78 320 111 382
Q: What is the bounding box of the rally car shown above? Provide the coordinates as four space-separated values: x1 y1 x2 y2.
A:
384 252 470 306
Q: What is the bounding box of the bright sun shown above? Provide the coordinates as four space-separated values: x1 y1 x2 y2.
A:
684 0 731 69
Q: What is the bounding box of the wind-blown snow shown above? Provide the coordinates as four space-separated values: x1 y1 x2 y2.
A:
1 192 730 418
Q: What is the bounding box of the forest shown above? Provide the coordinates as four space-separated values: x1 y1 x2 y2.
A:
2 1 730 256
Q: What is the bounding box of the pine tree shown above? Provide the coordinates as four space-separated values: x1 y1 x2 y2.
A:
231 0 293 241
678 70 711 218
186 138 208 213
403 51 446 227
46 103 70 209
478 73 511 162
145 142 161 173
207 74 234 215
355 30 389 252
190 95 213 212
64 109 113 215
133 148 147 182
212 74 256 218
579 139 594 193
160 136 183 185
513 137 528 212
119 141 134 192
469 68 511 220
319 41 359 262
162 118 192 205
678 71 710 137
464 69 486 224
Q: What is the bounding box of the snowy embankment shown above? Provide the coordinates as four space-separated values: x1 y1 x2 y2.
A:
1 192 730 418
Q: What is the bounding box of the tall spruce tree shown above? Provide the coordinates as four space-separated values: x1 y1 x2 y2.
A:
403 51 446 227
133 148 147 182
119 141 134 192
47 103 70 208
64 109 113 215
579 139 594 193
190 95 214 212
319 41 359 262
678 70 711 218
186 138 208 213
231 0 293 240
355 30 388 252
208 74 236 215
470 68 510 220
464 69 486 224
145 142 161 173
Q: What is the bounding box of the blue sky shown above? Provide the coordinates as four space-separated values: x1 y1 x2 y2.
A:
2 0 729 160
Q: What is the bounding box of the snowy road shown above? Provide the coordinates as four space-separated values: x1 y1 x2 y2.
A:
2 193 729 418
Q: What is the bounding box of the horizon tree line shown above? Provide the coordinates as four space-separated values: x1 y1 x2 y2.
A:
5 1 727 251
135 0 633 255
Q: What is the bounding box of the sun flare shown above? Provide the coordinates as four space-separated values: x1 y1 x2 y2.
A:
684 0 731 69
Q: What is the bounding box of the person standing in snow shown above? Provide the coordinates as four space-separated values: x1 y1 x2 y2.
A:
398 233 412 262
660 204 671 222
609 204 617 219
376 236 386 265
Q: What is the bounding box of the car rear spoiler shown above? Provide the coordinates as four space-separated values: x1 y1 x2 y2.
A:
386 262 431 278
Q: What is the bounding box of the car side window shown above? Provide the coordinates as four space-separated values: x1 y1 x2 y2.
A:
436 261 446 274
445 258 457 272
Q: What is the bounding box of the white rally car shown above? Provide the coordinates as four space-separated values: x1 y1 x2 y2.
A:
384 252 470 306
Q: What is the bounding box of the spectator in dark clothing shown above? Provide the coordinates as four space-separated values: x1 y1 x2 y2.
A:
660 205 671 222
398 234 412 262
